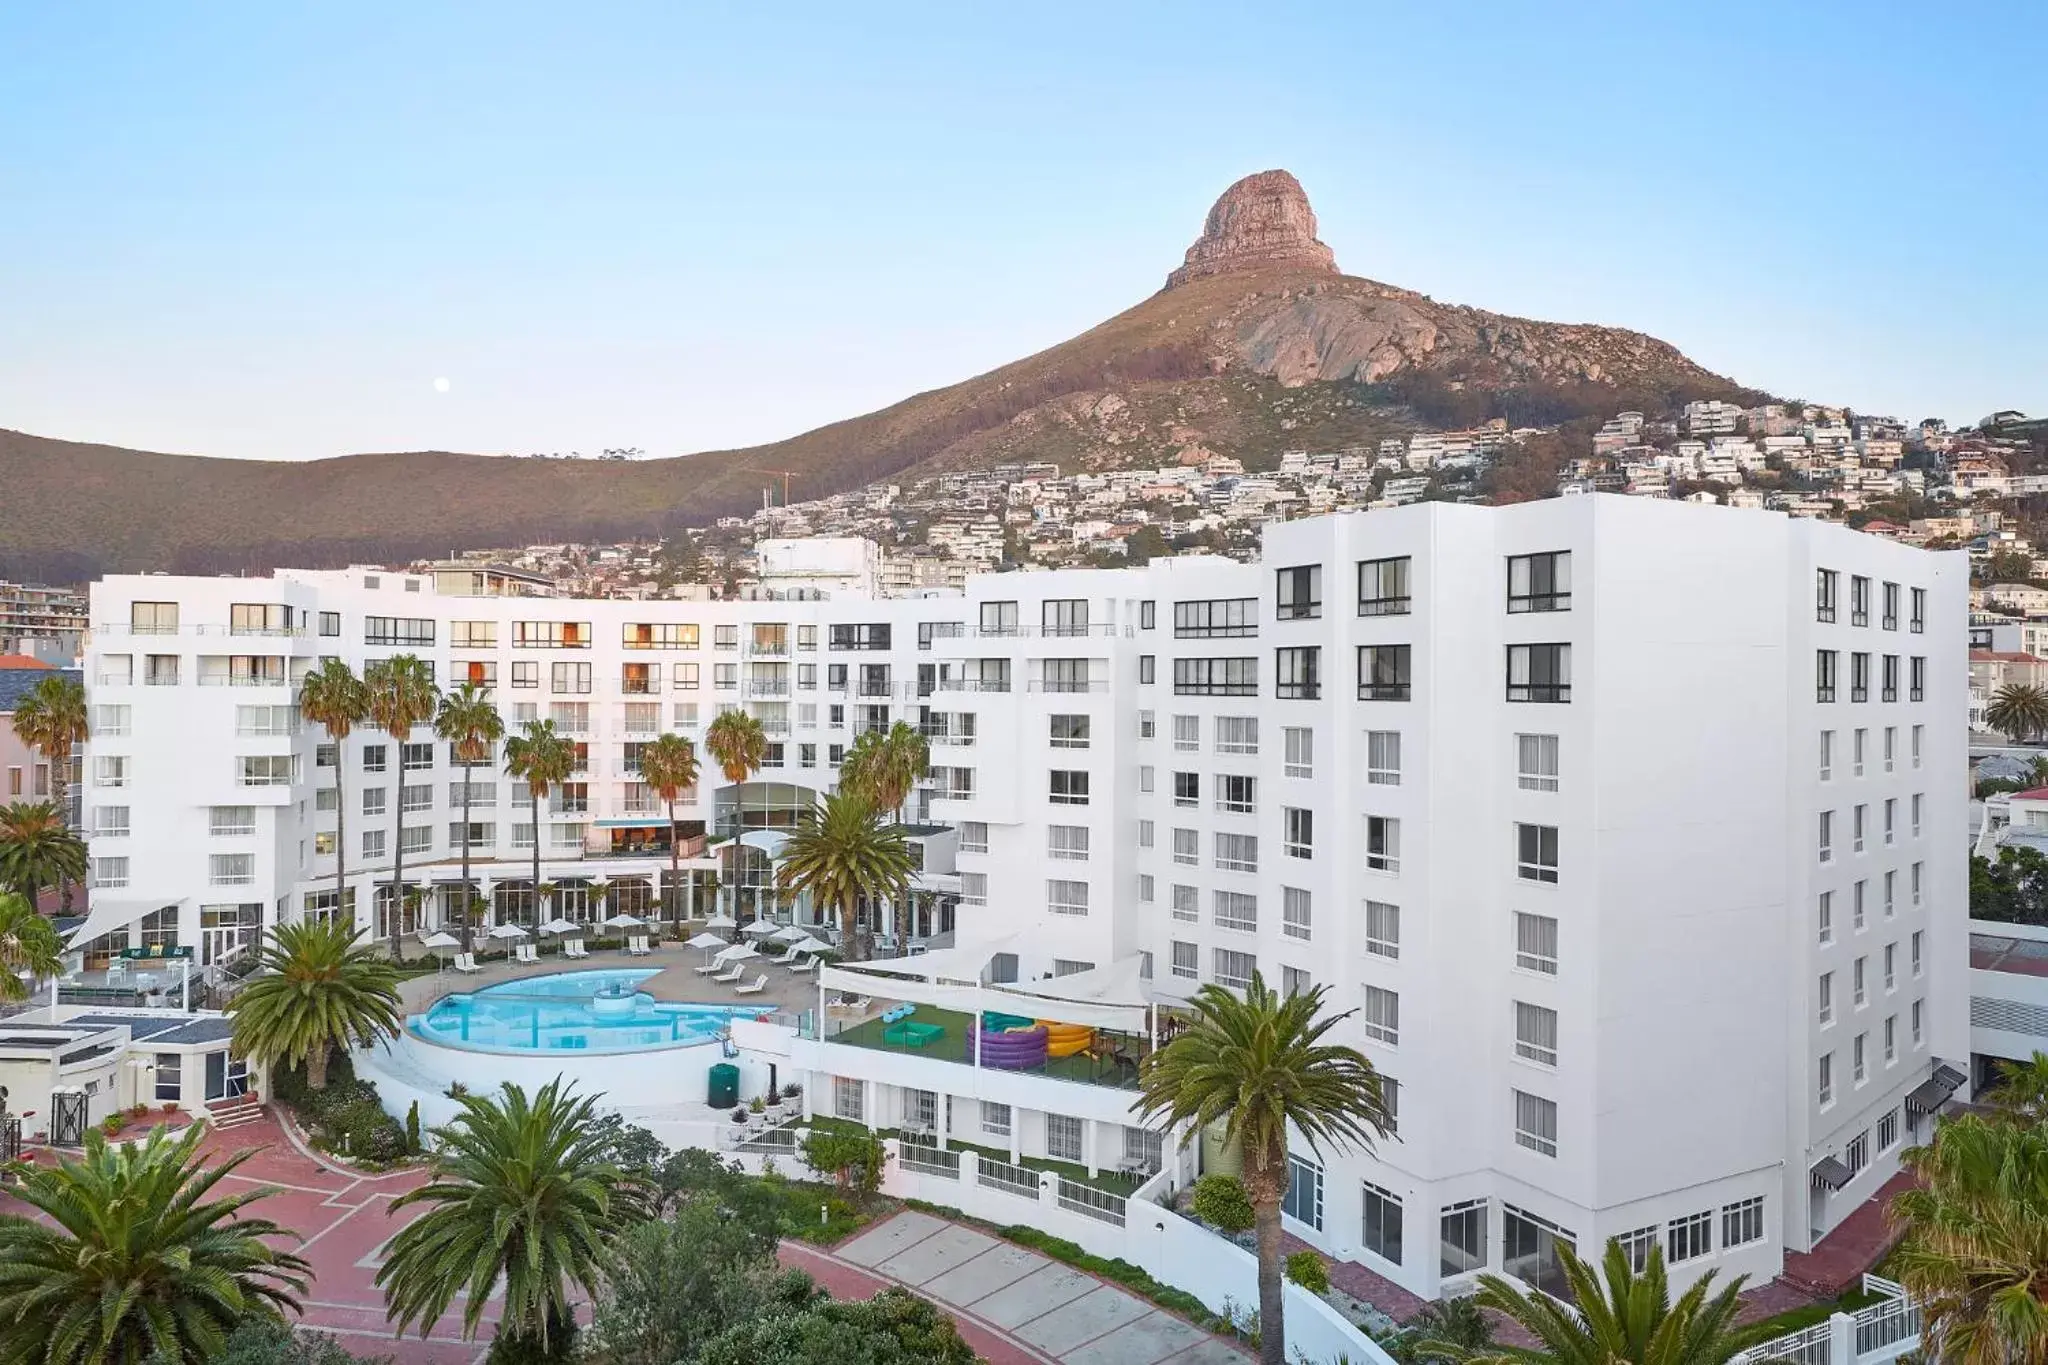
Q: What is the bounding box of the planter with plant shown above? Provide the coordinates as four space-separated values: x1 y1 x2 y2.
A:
1284 1250 1329 1297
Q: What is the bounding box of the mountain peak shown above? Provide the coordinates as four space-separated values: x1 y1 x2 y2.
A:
1165 169 1339 290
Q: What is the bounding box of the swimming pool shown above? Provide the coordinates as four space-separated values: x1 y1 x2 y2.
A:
410 969 769 1054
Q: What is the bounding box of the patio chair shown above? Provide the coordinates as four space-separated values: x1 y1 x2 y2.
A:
783 951 817 972
453 953 481 975
564 940 589 959
733 973 770 995
694 959 725 975
711 962 746 984
768 944 801 966
627 935 651 956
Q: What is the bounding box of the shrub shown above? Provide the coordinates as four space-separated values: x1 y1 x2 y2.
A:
1192 1173 1254 1234
749 1097 765 1114
101 1114 127 1136
1285 1250 1329 1295
404 1101 421 1152
128 1103 149 1119
800 1127 884 1199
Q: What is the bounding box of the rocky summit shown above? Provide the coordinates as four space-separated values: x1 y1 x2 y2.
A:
1165 169 1339 289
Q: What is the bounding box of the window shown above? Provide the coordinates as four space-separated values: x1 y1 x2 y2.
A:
1041 601 1088 638
1171 597 1258 639
130 600 180 633
1854 1032 1868 1084
1517 824 1559 883
1721 1196 1765 1248
1363 986 1400 1045
1215 832 1258 873
1283 887 1313 942
1507 644 1571 702
1667 1210 1712 1264
1140 601 1156 630
1912 999 1923 1046
957 872 988 907
1854 955 1867 1006
833 1077 864 1122
1217 774 1255 815
1853 727 1867 776
1284 726 1313 778
1817 649 1838 702
1850 574 1870 626
1281 965 1313 996
1049 714 1091 749
1879 1108 1900 1150
621 622 698 650
1163 714 1198 753
1819 972 1835 1026
1884 870 1896 919
1048 770 1090 805
1514 1002 1559 1066
1138 710 1156 740
1360 1181 1403 1263
1909 655 1925 701
1047 825 1090 861
1171 941 1198 980
1139 766 1155 793
1882 582 1899 630
365 615 435 647
1911 793 1922 838
1517 734 1560 792
1138 874 1154 902
1212 948 1255 991
1818 1051 1834 1106
511 621 590 649
1910 587 1925 633
1819 810 1833 863
1614 1226 1659 1274
1851 651 1870 702
1174 771 1200 807
1845 1130 1869 1179
958 820 988 854
510 661 539 689
1283 806 1313 858
713 663 737 690
1508 551 1571 612
94 806 131 837
1367 731 1401 785
319 611 341 637
1817 569 1839 622
92 856 130 888
363 787 387 816
1274 646 1321 699
1513 1090 1558 1157
1854 804 1867 853
1883 725 1896 772
1441 1200 1487 1277
1819 891 1834 945
1276 565 1322 620
1911 930 1923 977
1172 829 1199 866
1820 730 1834 781
144 654 178 685
1138 655 1155 684
1358 557 1412 616
1882 655 1899 702
673 662 700 691
95 755 131 788
1046 879 1089 917
210 805 256 836
238 755 295 787
1912 862 1922 905
1281 1154 1324 1230
1214 890 1257 932
1174 657 1257 696
1171 884 1198 922
1516 912 1558 974
209 853 254 886
1215 715 1258 754
402 741 435 771
1367 816 1400 873
1358 645 1412 700
95 703 133 737
1884 798 1896 845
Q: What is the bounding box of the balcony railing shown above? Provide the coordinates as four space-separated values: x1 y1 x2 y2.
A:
747 679 792 697
969 623 1131 639
199 675 289 688
934 678 1011 693
1028 679 1107 693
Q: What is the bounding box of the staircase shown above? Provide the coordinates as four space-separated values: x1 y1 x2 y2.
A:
205 1095 266 1132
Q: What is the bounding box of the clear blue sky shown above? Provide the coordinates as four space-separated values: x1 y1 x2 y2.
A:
3 2 2042 462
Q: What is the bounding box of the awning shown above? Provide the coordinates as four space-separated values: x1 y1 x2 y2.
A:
65 897 172 949
1906 1063 1967 1115
595 817 672 829
1810 1156 1854 1190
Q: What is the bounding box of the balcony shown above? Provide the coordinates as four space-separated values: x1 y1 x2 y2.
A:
934 678 1011 693
1028 679 1108 694
747 678 792 697
969 624 1129 639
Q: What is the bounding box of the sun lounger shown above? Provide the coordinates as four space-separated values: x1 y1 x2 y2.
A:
733 974 769 995
453 953 481 975
694 960 725 975
768 944 801 966
627 935 651 956
826 994 871 1014
711 963 746 984
564 940 589 959
516 943 539 965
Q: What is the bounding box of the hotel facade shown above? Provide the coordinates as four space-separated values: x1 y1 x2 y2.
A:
77 495 1969 1303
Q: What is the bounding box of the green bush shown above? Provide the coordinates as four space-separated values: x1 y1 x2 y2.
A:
404 1101 420 1152
1192 1173 1254 1233
800 1127 884 1198
1285 1250 1329 1295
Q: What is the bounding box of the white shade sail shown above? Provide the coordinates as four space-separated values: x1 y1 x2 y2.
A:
63 897 167 949
818 939 1156 1032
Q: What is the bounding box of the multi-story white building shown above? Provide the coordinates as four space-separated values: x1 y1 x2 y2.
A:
77 495 1969 1306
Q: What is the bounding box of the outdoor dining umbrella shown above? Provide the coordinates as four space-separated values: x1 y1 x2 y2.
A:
713 942 759 965
685 930 728 969
704 913 738 930
420 931 460 971
488 923 529 940
541 918 581 936
768 924 809 943
603 913 645 929
741 919 780 938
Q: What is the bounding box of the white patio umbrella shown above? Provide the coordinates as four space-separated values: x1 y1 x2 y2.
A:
768 924 809 943
541 918 581 936
787 934 831 955
704 913 738 930
741 919 780 938
603 913 645 928
488 923 529 940
420 931 460 970
684 931 728 950
713 942 759 965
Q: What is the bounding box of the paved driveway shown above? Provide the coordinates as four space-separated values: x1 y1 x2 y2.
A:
829 1211 1249 1365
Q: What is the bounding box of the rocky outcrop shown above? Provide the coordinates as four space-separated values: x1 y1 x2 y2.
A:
1165 170 1338 289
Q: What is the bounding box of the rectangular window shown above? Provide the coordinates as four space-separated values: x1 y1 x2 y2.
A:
1879 1108 1899 1150
1723 1197 1765 1248
1819 810 1834 863
1854 803 1867 853
1275 646 1320 699
509 661 539 689
208 853 254 886
1367 730 1401 785
1048 770 1090 805
1506 643 1571 703
1817 649 1838 702
1212 948 1255 991
1912 999 1923 1046
1174 771 1200 808
318 611 341 638
1910 587 1925 633
1911 930 1923 977
1884 725 1897 772
1516 912 1559 974
1171 940 1199 980
511 621 591 649
1882 654 1899 702
1171 883 1199 922
1441 1200 1488 1277
1363 986 1400 1045
1358 556 1412 616
1615 1226 1659 1274
1283 806 1313 858
1284 726 1313 778
1845 1131 1868 1178
1137 819 1154 847
1882 581 1899 630
1817 569 1838 622
1275 565 1322 620
1513 1090 1558 1157
1667 1210 1713 1264
1854 1032 1868 1084
1818 1051 1834 1107
1357 645 1412 701
953 820 987 855
364 615 435 647
1910 655 1925 701
94 806 131 837
1820 971 1835 1026
1172 713 1199 752
833 1077 864 1122
1041 601 1088 638
1283 886 1313 942
237 755 295 787
1911 793 1922 837
1912 861 1922 905
1217 774 1255 815
1508 551 1571 613
1215 715 1258 754
1884 798 1896 845
1367 816 1400 873
1820 729 1834 781
1514 1001 1559 1067
1138 710 1155 740
1140 601 1156 630
1854 955 1867 1006
1851 651 1869 702
1819 891 1834 945
92 856 130 888
1173 657 1258 696
1360 1180 1403 1264
1362 900 1399 959
1214 890 1258 933
1517 823 1559 883
1137 874 1154 902
210 805 256 836
1172 829 1199 866
1047 825 1090 861
94 703 133 737
95 755 130 788
362 786 387 817
1046 879 1089 917
1517 733 1560 792
1281 1154 1324 1230
1851 574 1870 626
1049 713 1091 749
1214 832 1258 873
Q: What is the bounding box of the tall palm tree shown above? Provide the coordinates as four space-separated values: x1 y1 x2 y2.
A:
226 918 403 1090
1985 1049 2048 1122
776 790 914 962
1418 1241 1776 1365
1986 682 2048 744
1136 973 1392 1365
703 709 767 922
504 719 577 930
434 682 503 953
377 1080 645 1360
300 658 368 928
1891 1112 2048 1365
638 731 700 927
843 720 929 822
0 890 65 1005
9 673 87 910
364 655 439 957
0 1123 311 1365
0 800 87 906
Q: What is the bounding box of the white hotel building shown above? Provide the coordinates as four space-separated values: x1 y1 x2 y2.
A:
77 495 1968 1304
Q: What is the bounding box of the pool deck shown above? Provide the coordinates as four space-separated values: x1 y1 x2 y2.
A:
397 943 854 1024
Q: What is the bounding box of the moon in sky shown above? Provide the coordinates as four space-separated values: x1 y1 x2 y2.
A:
432 377 451 393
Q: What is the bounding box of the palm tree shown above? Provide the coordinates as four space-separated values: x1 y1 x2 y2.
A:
364 655 439 957
638 732 700 928
1891 1112 2048 1364
703 709 767 922
300 658 368 927
226 918 403 1090
9 673 87 911
1985 1049 2048 1122
0 890 64 1005
1136 973 1393 1365
842 720 929 822
0 1123 311 1365
1418 1241 1776 1365
776 790 913 962
0 800 87 906
377 1080 645 1359
435 682 504 953
1986 682 2048 744
504 719 577 929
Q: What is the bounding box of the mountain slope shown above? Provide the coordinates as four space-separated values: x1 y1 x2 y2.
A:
0 170 1756 580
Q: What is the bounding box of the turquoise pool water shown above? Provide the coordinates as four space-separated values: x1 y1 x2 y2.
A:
411 969 767 1054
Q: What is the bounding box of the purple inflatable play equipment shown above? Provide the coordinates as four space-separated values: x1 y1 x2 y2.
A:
972 1024 1049 1070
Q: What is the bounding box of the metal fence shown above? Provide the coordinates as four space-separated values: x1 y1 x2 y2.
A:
1854 1296 1920 1356
1731 1320 1832 1365
899 1142 960 1179
975 1155 1043 1201
1056 1176 1128 1228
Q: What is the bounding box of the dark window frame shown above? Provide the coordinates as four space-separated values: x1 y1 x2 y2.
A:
1508 552 1572 614
1507 643 1572 703
1275 565 1323 621
1358 557 1412 617
1275 646 1321 700
1358 645 1412 701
